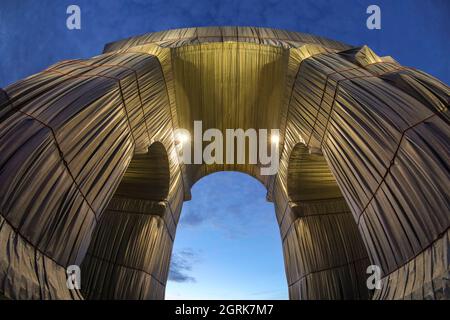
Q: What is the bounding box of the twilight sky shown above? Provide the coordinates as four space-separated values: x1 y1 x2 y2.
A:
0 0 448 300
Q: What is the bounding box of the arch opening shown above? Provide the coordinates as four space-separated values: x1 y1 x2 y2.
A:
166 171 288 299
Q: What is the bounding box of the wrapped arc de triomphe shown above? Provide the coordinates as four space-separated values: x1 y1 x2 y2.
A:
0 27 448 300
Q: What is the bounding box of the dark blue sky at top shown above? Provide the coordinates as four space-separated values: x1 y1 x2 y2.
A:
0 0 449 87
0 0 448 299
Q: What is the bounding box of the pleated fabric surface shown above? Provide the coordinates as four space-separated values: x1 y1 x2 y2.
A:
0 27 448 300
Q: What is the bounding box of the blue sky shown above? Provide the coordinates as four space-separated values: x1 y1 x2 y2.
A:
166 172 286 300
1 0 449 87
0 0 448 300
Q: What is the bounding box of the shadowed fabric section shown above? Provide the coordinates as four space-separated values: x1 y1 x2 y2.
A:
81 143 175 299
282 144 370 299
372 229 449 300
287 145 342 202
272 44 449 299
0 49 184 299
81 204 172 300
114 143 170 201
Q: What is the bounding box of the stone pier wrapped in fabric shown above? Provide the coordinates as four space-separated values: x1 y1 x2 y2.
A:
0 27 448 300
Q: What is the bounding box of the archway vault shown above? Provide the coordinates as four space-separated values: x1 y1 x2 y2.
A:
0 27 448 300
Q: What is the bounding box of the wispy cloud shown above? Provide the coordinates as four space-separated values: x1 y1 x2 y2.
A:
168 248 200 283
180 208 205 226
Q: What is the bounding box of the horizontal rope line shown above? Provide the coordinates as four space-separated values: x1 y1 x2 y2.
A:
49 56 185 227
281 205 353 243
357 112 438 225
5 85 100 227
288 256 370 287
64 59 152 144
113 50 189 203
272 56 406 201
106 205 175 242
85 251 166 287
376 226 449 280
15 108 99 223
0 214 68 272
44 68 137 148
